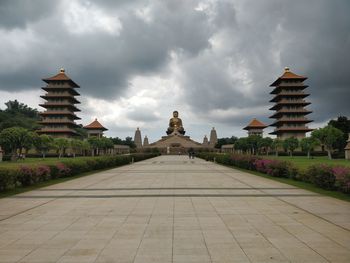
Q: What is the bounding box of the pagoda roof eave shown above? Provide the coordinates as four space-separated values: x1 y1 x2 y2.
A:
83 119 108 131
270 69 307 87
42 69 80 87
243 119 267 130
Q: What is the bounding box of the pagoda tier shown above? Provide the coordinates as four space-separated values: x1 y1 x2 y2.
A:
41 86 80 96
39 102 81 112
269 100 311 111
269 92 309 102
38 68 81 137
269 68 313 139
243 118 267 137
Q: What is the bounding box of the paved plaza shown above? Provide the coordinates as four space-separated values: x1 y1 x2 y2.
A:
0 155 349 263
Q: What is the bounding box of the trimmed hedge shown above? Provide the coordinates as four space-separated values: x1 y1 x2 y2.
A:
197 152 350 194
0 153 159 192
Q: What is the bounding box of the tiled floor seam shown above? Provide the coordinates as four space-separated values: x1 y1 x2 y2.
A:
0 167 134 223
91 182 147 262
203 167 339 262
212 164 350 252
16 213 85 262
190 197 214 263
211 163 349 233
171 196 175 263
131 196 159 263
205 196 257 263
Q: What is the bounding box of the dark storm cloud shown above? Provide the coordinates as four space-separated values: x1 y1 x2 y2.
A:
0 0 349 130
0 0 212 99
275 0 350 123
0 0 56 29
179 0 350 128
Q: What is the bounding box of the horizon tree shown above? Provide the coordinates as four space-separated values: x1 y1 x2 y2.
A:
300 137 319 159
328 116 350 152
312 125 343 159
0 127 33 160
54 138 69 158
283 137 299 156
70 139 84 158
33 134 54 159
271 138 282 156
257 137 273 155
234 137 249 154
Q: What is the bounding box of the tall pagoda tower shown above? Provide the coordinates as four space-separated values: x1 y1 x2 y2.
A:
269 67 312 139
134 128 142 148
209 127 218 148
38 68 81 137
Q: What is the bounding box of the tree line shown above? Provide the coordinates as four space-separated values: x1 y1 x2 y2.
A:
0 126 138 160
216 116 349 159
0 100 137 160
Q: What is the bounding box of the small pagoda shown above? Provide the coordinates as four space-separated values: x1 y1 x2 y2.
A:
84 118 108 138
244 118 267 137
38 68 81 137
269 67 313 139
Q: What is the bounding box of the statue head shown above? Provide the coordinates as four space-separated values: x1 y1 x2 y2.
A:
173 111 179 118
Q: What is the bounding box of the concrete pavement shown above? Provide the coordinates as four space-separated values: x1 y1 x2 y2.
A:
0 155 349 262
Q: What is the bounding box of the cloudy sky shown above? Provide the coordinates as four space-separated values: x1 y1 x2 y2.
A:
0 0 349 142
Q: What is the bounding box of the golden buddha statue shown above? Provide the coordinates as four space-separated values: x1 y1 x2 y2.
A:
167 110 185 135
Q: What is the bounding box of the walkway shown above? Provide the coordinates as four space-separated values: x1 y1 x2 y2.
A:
0 155 349 262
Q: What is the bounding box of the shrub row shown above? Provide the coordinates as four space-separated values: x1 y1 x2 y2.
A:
197 152 350 194
0 153 159 191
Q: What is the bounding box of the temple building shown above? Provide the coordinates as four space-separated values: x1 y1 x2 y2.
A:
243 118 267 137
144 111 215 154
269 67 313 139
134 128 142 148
202 135 209 147
84 118 107 138
38 68 81 137
143 136 149 147
209 127 218 147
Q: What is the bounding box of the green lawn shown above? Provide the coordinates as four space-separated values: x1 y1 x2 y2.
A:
0 157 96 169
264 156 350 170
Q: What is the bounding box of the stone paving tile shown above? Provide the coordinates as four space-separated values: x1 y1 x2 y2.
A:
0 155 349 262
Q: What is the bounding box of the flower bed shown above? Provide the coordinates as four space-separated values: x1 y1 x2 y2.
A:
197 152 350 194
0 153 159 191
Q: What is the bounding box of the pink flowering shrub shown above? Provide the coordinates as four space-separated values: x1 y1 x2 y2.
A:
1 154 158 192
254 159 274 173
56 163 71 177
19 166 36 186
230 154 260 170
196 153 350 194
35 165 51 182
307 164 336 190
333 166 350 193
18 165 52 186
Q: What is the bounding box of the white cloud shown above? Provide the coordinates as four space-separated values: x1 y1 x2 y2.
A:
0 90 41 110
63 0 123 36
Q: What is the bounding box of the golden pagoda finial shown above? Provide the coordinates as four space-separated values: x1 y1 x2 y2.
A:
60 68 65 73
284 67 290 72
